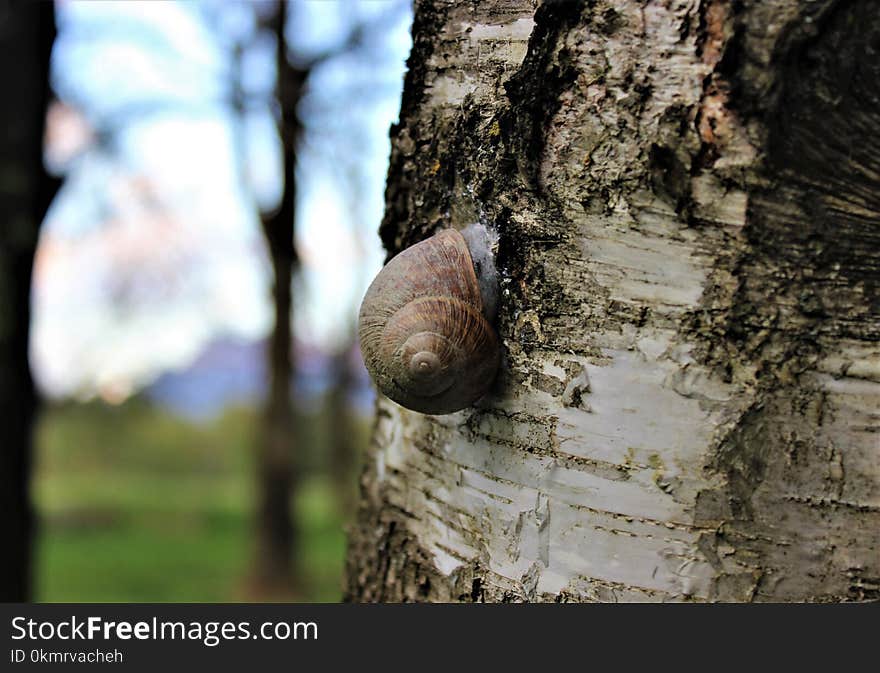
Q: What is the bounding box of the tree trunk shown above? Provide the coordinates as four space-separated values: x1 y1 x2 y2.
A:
345 0 880 602
0 1 58 602
252 1 305 594
326 337 360 519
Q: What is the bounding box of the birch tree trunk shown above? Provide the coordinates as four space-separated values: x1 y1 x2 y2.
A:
345 0 880 602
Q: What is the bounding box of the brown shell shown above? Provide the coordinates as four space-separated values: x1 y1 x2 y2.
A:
358 229 500 414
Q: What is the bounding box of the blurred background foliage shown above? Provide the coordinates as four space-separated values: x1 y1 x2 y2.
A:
19 0 412 602
35 399 368 601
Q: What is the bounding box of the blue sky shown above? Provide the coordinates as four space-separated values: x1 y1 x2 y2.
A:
31 0 412 401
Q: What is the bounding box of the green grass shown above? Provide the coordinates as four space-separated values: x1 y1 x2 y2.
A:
33 399 354 603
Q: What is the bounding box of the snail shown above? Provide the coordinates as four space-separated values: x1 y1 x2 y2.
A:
358 225 500 415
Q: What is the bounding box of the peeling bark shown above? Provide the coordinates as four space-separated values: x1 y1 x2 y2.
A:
346 0 880 602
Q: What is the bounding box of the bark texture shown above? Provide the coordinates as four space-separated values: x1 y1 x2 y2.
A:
346 0 880 602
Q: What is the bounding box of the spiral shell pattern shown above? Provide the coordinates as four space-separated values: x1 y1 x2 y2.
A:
358 229 500 414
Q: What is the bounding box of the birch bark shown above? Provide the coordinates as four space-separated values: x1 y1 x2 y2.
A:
346 0 880 602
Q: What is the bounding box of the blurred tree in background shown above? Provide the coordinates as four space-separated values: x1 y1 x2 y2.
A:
0 0 410 603
0 1 59 602
246 0 408 598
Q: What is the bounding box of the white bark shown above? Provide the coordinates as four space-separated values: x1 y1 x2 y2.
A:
346 0 880 602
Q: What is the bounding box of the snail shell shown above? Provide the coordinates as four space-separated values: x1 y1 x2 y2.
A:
358 228 500 415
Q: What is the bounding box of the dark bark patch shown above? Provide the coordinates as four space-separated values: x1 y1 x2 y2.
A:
502 1 588 191
686 0 880 380
709 403 772 521
378 1 450 254
764 0 880 324
649 143 691 212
